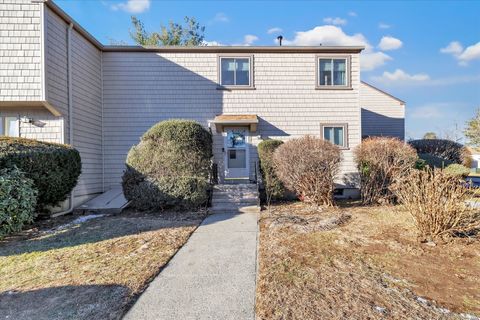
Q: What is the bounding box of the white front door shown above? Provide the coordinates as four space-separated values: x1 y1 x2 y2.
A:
224 127 249 179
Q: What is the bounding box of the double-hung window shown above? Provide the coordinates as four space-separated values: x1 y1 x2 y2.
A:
321 124 348 148
219 56 253 88
317 56 350 88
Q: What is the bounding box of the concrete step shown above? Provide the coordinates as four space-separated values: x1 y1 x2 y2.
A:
212 195 259 202
212 192 259 199
210 205 261 214
212 199 259 205
213 184 257 191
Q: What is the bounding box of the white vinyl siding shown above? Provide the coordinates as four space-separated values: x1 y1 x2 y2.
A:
102 52 361 187
45 7 103 199
360 82 405 139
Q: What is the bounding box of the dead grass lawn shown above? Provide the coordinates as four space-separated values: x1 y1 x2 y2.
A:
0 209 205 320
256 202 480 320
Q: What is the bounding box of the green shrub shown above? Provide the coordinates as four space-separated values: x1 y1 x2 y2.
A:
0 137 81 211
444 164 471 177
258 139 285 202
355 137 418 205
409 139 472 167
122 119 212 211
418 153 453 168
0 166 37 238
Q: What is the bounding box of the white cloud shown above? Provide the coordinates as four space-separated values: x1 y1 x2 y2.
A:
203 40 225 46
361 52 392 71
441 41 480 65
410 104 445 119
371 69 430 83
378 36 403 51
267 27 283 34
348 11 357 17
111 0 150 13
243 34 259 45
378 22 391 29
211 12 229 23
323 17 347 26
281 25 391 71
371 69 480 86
440 41 463 55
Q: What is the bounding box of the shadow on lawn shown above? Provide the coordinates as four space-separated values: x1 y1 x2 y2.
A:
0 284 129 320
0 211 204 257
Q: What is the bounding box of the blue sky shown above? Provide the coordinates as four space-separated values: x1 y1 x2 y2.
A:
56 0 480 141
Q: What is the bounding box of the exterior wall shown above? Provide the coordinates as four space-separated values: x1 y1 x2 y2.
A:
0 0 43 101
102 52 361 188
45 7 68 127
44 7 103 199
360 82 405 139
70 29 103 197
0 108 63 143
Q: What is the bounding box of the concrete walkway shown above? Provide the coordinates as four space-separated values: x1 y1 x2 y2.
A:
123 212 258 320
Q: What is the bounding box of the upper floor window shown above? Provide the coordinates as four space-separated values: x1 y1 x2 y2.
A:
321 123 348 148
317 56 350 89
0 116 19 137
219 56 253 87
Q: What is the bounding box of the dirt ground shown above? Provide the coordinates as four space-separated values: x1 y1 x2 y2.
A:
0 209 205 320
256 201 480 320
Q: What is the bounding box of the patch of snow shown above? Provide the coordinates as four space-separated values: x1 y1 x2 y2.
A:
416 296 429 305
461 314 480 320
374 306 387 314
44 214 106 234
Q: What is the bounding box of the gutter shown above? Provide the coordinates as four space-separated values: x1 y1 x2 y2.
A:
53 22 75 217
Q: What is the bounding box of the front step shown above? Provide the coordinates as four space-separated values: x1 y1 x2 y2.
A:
210 183 260 214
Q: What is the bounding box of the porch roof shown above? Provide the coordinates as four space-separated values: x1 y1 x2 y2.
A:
0 101 61 117
212 114 258 132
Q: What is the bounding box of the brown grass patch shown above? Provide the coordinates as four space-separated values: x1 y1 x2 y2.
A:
0 209 205 320
256 202 480 319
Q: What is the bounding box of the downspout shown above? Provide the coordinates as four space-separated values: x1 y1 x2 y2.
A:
53 23 74 217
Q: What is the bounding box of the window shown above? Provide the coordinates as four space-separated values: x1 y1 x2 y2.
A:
0 117 19 137
321 124 348 148
219 56 252 87
317 57 349 88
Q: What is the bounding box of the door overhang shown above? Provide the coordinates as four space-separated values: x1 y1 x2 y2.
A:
212 114 258 132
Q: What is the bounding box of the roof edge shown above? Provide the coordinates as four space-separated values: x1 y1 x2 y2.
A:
361 81 405 105
43 0 104 50
102 45 365 53
41 1 366 54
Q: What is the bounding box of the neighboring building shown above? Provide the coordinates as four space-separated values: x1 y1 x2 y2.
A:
0 0 405 206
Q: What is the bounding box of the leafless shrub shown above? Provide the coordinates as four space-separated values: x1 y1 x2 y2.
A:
393 168 480 242
273 135 341 206
354 137 418 205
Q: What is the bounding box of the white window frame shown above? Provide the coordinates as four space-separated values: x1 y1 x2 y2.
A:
316 55 351 89
217 55 254 89
320 123 348 149
0 116 20 137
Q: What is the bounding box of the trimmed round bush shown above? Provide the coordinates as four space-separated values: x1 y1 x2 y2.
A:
258 139 285 202
355 137 418 205
409 139 472 167
0 166 37 238
0 137 81 211
273 136 341 206
122 119 212 211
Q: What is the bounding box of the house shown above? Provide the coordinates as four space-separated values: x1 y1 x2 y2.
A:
0 0 405 207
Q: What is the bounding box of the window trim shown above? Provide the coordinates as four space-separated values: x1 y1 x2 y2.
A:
315 55 352 90
217 54 254 89
320 123 349 149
